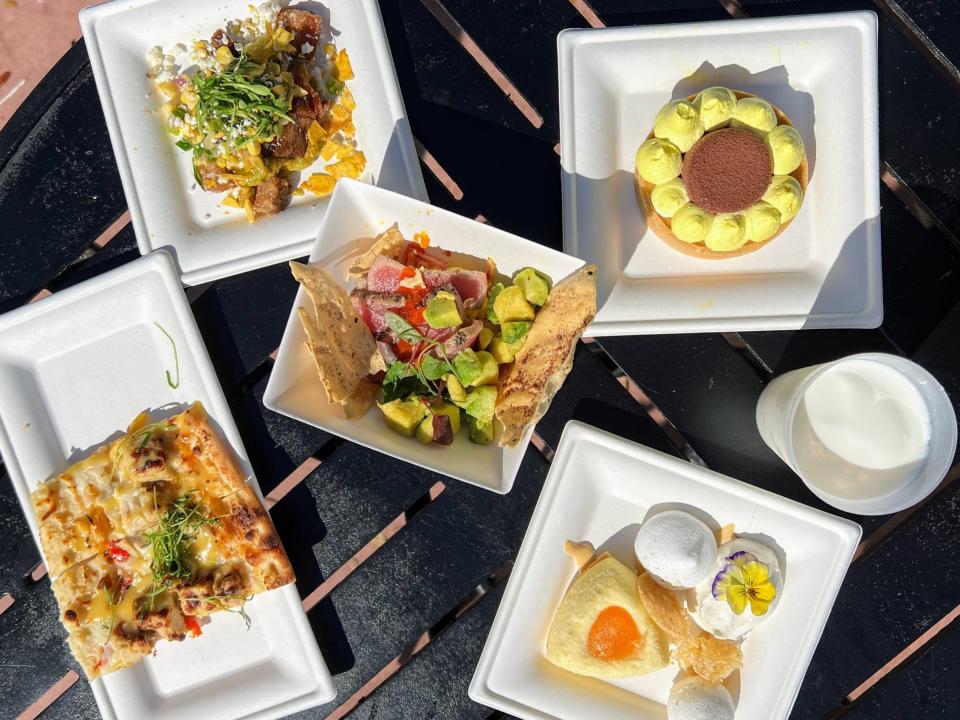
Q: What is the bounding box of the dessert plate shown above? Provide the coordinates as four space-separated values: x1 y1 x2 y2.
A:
263 179 586 494
80 0 426 286
558 11 882 335
0 252 335 720
469 421 861 720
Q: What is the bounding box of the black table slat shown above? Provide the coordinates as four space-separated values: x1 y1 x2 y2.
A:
340 583 508 720
842 620 960 720
48 224 141 294
0 583 97 719
191 261 303 392
230 375 333 493
0 47 126 313
792 480 960 719
740 0 960 239
892 0 960 85
536 342 680 456
308 450 548 716
596 334 881 529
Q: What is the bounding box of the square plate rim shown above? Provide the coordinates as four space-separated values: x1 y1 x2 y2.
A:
0 250 336 719
469 420 862 720
78 0 428 286
262 178 585 493
557 10 883 335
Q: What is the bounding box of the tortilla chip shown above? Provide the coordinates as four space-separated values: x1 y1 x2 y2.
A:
347 223 406 279
290 261 377 411
341 377 379 418
495 264 597 447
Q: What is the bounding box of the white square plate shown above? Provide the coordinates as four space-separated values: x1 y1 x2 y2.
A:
0 252 335 720
469 421 861 720
558 12 883 335
80 0 427 286
264 179 586 493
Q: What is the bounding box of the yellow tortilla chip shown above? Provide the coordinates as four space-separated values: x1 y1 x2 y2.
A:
290 261 377 413
335 49 355 81
327 150 366 180
347 223 407 279
302 173 336 197
495 265 597 447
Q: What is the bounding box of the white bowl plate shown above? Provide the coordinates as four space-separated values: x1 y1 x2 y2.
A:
80 0 427 285
264 179 586 493
0 252 335 720
470 421 861 720
559 12 882 334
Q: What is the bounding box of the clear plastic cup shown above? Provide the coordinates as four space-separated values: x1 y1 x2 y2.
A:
756 353 957 515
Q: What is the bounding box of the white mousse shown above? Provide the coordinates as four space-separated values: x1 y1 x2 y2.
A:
634 510 717 589
667 675 736 720
691 537 784 640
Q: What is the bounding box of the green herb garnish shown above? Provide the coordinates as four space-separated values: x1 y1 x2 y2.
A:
380 312 462 402
153 321 181 389
145 492 219 583
190 53 294 150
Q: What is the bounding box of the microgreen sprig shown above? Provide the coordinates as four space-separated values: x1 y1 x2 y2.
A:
153 321 181 390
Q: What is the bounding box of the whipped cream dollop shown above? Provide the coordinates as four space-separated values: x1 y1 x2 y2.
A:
690 537 784 640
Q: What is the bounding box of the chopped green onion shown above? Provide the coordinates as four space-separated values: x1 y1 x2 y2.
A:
153 321 181 389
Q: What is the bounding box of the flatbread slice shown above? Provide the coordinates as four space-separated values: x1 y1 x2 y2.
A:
169 402 294 594
51 548 188 679
290 261 377 412
347 223 406 279
495 264 597 447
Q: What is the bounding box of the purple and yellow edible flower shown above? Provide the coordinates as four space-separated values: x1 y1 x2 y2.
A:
711 551 777 616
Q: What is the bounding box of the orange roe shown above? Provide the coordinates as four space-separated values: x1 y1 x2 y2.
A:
587 606 644 661
413 231 430 248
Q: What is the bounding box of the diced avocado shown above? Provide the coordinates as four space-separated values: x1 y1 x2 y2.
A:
379 398 429 438
463 385 497 422
493 286 535 323
416 403 460 445
501 321 531 345
467 416 495 445
486 283 505 325
445 373 467 403
424 291 462 329
452 349 481 386
513 268 552 306
490 335 524 363
472 351 499 387
478 327 494 350
434 402 462 434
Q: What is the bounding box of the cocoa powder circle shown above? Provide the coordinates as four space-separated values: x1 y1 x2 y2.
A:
681 128 773 213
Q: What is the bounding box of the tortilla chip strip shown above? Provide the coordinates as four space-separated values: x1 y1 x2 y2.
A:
495 264 597 447
290 261 377 414
347 223 406 280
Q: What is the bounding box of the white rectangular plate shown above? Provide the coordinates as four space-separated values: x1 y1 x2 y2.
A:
559 12 882 335
264 179 586 493
80 0 427 285
470 421 861 720
0 252 335 720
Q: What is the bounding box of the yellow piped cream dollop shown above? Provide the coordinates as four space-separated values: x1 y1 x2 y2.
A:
636 138 683 185
766 125 805 175
762 175 804 222
654 100 705 152
731 97 778 135
671 203 714 244
694 86 738 131
704 213 748 252
651 178 689 218
744 201 782 243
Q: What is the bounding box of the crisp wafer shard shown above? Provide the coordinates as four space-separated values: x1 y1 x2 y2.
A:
290 261 377 412
495 264 597 447
347 223 406 279
636 571 691 642
676 632 743 683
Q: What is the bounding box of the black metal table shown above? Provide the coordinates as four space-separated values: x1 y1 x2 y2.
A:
2 1 959 718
